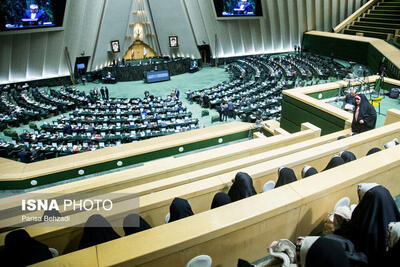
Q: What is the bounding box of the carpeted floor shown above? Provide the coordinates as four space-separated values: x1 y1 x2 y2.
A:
328 93 398 128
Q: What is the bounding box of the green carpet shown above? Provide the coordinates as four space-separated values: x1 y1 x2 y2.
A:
328 93 398 128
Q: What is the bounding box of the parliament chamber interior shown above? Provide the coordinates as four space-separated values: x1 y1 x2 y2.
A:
1 0 400 266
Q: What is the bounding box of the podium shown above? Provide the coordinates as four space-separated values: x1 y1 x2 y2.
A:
21 18 39 26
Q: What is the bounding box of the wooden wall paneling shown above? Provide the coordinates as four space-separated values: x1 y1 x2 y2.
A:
10 34 30 81
0 36 12 82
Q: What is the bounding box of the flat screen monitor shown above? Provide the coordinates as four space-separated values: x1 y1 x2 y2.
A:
146 70 170 83
213 0 262 17
1 0 67 32
77 63 85 70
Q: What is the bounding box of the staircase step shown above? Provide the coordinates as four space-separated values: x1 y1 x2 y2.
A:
378 2 400 7
370 9 400 15
364 13 400 19
374 4 400 10
360 16 400 24
348 25 397 34
343 29 392 40
354 21 400 29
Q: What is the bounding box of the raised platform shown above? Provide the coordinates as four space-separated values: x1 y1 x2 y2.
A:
102 58 190 82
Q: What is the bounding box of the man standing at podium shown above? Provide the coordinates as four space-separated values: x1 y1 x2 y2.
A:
23 4 46 25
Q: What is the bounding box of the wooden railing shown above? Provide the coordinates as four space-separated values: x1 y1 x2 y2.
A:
30 143 400 267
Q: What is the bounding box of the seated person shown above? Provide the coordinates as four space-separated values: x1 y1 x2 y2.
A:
210 192 231 209
23 4 47 25
343 88 357 110
275 167 297 188
366 147 381 156
339 151 356 163
238 235 356 266
79 214 120 249
168 198 194 223
335 184 400 266
102 72 116 84
356 66 364 78
228 172 256 202
234 0 253 14
323 155 344 171
63 123 72 135
123 214 151 236
301 165 318 178
4 229 54 266
18 148 31 163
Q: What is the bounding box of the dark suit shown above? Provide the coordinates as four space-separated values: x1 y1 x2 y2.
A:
23 10 47 24
18 151 31 163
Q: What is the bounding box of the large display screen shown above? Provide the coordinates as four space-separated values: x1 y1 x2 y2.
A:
0 0 67 32
213 0 262 17
146 70 170 84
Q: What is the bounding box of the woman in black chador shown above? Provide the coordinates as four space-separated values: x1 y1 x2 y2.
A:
168 197 194 223
339 151 357 163
123 214 152 236
323 155 345 171
336 184 400 266
79 214 120 249
4 229 53 266
228 172 257 201
302 237 352 267
302 165 318 178
211 192 231 209
275 167 297 188
351 94 377 134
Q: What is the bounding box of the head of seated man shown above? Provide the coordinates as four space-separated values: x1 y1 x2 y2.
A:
344 88 357 106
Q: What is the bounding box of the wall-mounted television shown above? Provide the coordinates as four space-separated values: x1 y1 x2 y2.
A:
0 0 67 32
213 0 262 18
